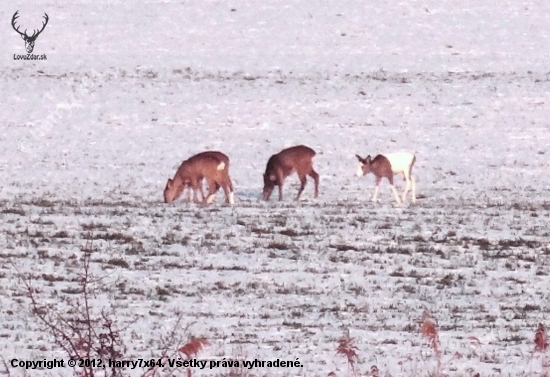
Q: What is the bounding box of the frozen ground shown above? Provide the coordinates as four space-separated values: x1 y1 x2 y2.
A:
1 1 550 376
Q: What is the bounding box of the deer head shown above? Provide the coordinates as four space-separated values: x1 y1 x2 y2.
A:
355 154 372 176
12 11 49 54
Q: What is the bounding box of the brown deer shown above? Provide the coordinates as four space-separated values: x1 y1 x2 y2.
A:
164 151 234 205
180 151 233 202
355 151 416 204
262 145 319 201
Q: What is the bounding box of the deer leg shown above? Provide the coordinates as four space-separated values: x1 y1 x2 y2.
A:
177 180 190 203
198 178 208 202
309 169 319 198
220 175 234 204
226 177 235 204
193 189 202 203
212 183 221 203
184 185 193 203
277 185 283 201
188 178 202 203
183 186 188 203
391 185 402 204
371 177 381 202
402 173 411 203
277 171 284 201
187 184 196 202
295 173 308 201
411 175 416 203
221 178 233 204
204 178 219 204
226 175 234 193
387 176 402 204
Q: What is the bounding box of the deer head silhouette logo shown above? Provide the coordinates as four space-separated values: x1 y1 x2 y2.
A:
11 11 49 54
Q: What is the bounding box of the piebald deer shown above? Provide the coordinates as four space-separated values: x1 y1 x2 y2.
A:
355 151 416 204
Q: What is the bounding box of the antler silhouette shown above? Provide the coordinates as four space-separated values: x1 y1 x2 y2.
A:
11 11 26 38
31 13 49 40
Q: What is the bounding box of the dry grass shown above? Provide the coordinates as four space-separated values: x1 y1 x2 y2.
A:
335 329 359 377
3 194 550 376
178 338 210 377
534 324 549 377
10 241 196 377
419 310 467 377
18 245 127 377
420 311 442 376
535 323 548 352
420 310 441 359
178 338 210 359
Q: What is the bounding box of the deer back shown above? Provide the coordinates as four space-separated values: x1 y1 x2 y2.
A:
266 145 316 179
177 154 226 183
383 152 415 174
191 151 230 171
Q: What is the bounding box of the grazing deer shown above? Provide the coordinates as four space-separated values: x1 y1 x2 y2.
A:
355 151 416 204
182 151 233 202
263 145 319 201
11 11 49 54
164 151 234 205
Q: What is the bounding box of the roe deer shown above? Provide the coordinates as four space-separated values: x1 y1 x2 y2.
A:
164 151 234 205
355 151 416 204
182 151 233 203
262 145 319 201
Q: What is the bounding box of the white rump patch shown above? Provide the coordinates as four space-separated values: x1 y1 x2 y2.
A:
217 162 225 171
384 152 414 174
206 194 216 204
355 163 364 177
229 192 235 204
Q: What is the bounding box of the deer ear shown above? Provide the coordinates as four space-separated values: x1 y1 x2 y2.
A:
366 155 371 163
20 34 25 40
355 154 363 162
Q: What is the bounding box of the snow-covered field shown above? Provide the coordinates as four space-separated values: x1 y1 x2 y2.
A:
1 1 550 376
